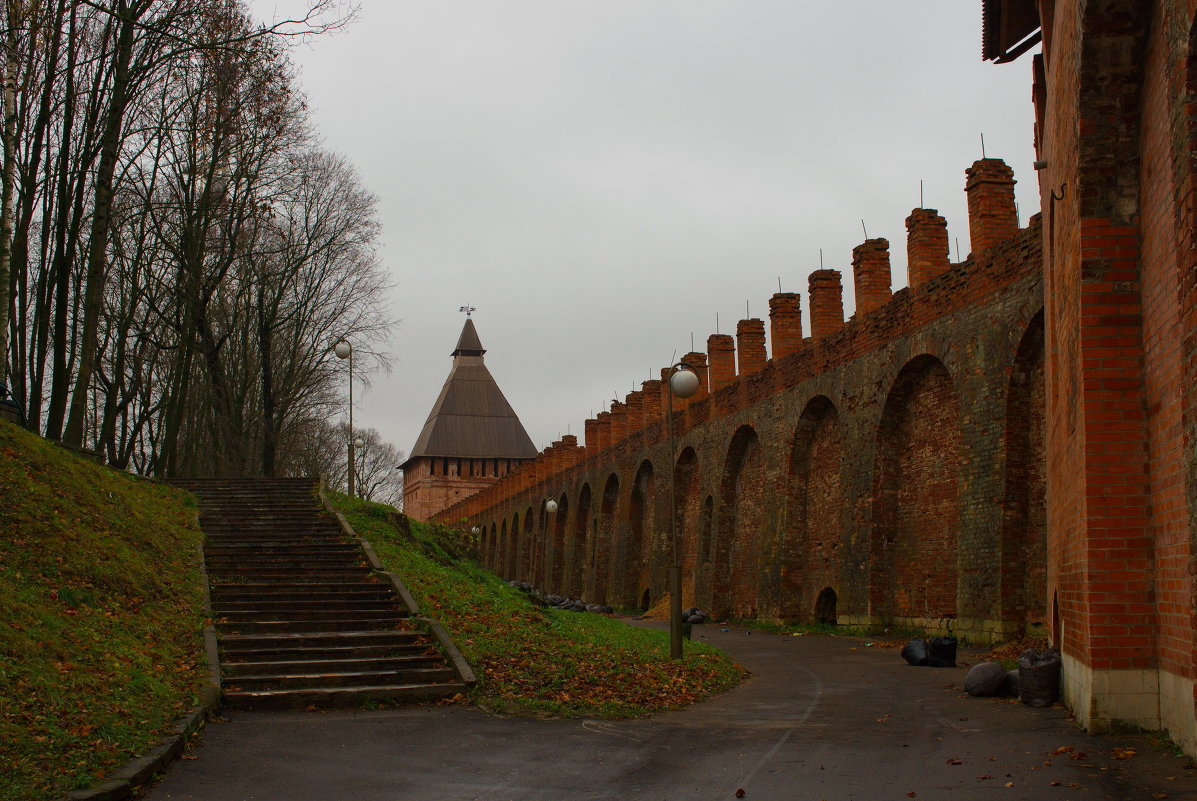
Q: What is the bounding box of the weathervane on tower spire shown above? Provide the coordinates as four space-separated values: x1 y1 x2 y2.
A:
458 304 476 317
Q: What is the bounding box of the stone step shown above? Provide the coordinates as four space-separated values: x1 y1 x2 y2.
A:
216 607 405 621
224 666 458 691
219 630 426 652
210 583 391 599
222 654 443 675
221 681 467 710
205 556 366 568
209 565 368 577
206 544 361 554
222 642 431 663
217 616 407 634
215 598 400 612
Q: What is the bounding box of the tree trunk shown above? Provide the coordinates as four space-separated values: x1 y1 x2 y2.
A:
62 0 137 447
0 1 23 388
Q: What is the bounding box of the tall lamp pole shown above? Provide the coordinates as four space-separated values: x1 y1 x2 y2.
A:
354 435 366 499
665 361 700 660
334 340 355 496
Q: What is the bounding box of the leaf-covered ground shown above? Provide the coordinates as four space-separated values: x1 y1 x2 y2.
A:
336 497 745 717
0 421 207 801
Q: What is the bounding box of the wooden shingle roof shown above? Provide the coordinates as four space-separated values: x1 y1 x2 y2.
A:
402 320 537 465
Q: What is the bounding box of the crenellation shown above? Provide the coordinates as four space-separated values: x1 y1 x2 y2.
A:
852 238 893 316
769 293 804 361
906 207 951 288
707 334 737 392
809 269 845 340
736 318 767 375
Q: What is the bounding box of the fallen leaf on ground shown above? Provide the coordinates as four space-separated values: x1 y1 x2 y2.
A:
947 758 962 765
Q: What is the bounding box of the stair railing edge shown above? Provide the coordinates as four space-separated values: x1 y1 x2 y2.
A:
314 478 478 689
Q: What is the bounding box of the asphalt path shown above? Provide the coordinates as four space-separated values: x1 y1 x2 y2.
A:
145 623 1197 801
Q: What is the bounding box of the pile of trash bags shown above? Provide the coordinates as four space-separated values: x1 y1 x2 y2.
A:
962 647 1062 707
900 635 958 667
902 637 1062 706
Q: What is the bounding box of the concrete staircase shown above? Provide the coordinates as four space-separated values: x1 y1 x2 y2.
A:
172 477 468 709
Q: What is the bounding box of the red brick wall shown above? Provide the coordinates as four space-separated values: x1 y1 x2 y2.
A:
785 397 844 622
1000 316 1048 627
715 426 766 618
444 218 1043 635
1137 0 1194 685
874 357 961 619
625 461 655 608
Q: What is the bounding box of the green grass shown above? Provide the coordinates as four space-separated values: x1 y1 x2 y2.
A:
0 421 206 801
334 495 745 718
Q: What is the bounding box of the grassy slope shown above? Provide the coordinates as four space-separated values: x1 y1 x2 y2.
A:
336 496 744 718
0 421 206 801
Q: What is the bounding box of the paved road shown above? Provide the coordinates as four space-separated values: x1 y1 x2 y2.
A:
146 623 1197 801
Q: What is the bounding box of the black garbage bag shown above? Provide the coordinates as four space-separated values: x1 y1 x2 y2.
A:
1018 648 1061 707
927 635 958 667
901 639 929 666
1005 669 1020 697
964 662 1008 696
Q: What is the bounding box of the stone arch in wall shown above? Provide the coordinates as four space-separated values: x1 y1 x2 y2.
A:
571 483 592 597
485 523 496 570
500 518 510 578
1000 312 1048 632
511 511 523 579
592 473 619 605
533 504 548 588
675 447 701 602
521 507 534 583
550 493 569 594
626 460 655 610
871 354 963 622
713 425 766 619
694 494 716 608
784 395 844 623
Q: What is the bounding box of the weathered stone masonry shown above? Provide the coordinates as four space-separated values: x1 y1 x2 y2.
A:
438 159 1046 646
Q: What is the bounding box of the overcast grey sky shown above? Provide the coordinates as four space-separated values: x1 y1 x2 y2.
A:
251 1 1040 460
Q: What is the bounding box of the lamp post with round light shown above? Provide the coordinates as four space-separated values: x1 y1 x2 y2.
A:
354 435 366 498
334 340 356 496
665 361 700 660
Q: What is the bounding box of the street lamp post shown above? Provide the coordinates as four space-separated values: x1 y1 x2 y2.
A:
665 361 700 660
335 340 355 496
354 435 366 499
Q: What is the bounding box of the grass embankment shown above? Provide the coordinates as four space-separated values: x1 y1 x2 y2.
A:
0 421 207 801
334 496 745 718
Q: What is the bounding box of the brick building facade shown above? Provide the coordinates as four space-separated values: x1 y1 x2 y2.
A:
433 2 1197 758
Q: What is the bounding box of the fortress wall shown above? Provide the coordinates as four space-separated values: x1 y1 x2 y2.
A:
440 161 1045 643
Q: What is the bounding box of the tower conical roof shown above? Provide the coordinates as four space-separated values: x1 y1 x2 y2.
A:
402 319 537 464
452 318 485 356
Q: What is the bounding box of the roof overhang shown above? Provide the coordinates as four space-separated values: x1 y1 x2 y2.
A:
982 0 1041 63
